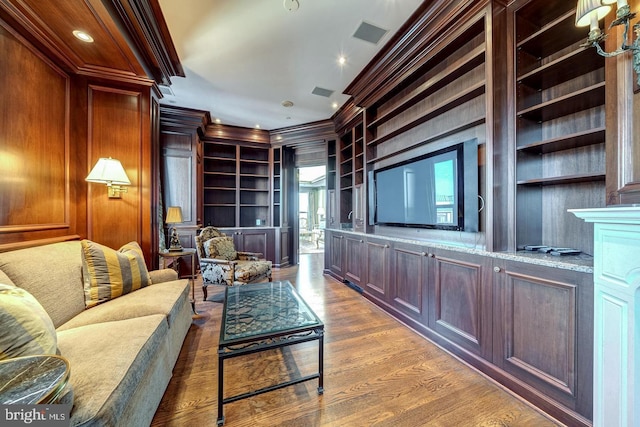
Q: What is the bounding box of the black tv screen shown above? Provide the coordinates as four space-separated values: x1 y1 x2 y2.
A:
371 140 478 232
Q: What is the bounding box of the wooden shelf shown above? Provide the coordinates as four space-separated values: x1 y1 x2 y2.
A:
517 173 605 186
367 82 485 147
517 82 605 122
517 9 584 59
517 127 605 154
367 117 485 163
517 47 603 90
368 45 485 130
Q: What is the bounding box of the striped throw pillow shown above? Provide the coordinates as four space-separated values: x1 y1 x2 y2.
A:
81 240 152 308
0 283 57 360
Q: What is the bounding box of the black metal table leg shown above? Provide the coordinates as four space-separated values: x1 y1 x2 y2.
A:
217 352 225 426
318 329 324 394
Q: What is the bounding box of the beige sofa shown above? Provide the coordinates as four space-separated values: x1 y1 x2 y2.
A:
0 240 192 426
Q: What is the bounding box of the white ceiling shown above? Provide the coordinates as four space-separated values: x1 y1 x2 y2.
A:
157 0 423 130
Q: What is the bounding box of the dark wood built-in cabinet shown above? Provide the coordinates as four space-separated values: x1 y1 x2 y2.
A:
324 229 593 426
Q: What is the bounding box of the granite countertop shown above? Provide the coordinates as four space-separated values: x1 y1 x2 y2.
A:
327 228 594 273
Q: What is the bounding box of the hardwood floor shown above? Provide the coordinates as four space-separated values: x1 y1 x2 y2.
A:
151 253 561 427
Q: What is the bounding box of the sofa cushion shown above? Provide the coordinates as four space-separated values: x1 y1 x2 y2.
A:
57 279 190 332
56 314 168 426
0 241 86 328
81 240 152 308
204 236 237 260
0 283 57 360
235 260 271 283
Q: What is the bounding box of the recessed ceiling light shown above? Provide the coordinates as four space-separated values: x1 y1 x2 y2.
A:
276 135 283 141
338 56 346 66
281 100 294 108
72 30 94 43
332 102 339 109
255 124 261 129
215 118 221 124
283 0 299 12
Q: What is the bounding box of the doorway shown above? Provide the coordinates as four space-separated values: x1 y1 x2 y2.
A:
298 165 326 254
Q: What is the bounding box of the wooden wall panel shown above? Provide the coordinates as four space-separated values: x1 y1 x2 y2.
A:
0 22 79 248
86 84 150 254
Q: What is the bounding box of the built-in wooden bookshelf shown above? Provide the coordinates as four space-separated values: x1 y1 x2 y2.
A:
512 0 606 254
272 147 281 226
202 142 271 228
364 16 487 166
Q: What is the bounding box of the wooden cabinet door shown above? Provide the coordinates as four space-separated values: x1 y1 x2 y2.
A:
344 235 364 286
427 249 492 360
492 260 593 420
363 237 390 303
389 242 428 322
327 231 345 281
233 228 274 261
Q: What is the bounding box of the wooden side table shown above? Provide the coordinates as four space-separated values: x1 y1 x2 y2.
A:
159 248 197 315
0 355 70 404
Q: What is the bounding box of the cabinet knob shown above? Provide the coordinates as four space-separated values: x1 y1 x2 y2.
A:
421 252 427 257
384 244 389 248
493 266 501 273
359 239 364 243
428 253 435 258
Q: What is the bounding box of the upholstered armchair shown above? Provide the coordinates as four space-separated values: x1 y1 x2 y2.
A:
194 227 272 300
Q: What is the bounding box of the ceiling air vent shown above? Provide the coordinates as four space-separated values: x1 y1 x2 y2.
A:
159 85 175 96
311 87 334 98
353 21 388 45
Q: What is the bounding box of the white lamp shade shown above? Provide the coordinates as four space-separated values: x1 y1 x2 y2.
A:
86 158 131 185
165 206 183 224
575 0 611 27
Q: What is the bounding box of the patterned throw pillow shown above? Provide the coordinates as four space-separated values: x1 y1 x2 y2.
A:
0 283 57 360
204 237 237 261
81 240 152 308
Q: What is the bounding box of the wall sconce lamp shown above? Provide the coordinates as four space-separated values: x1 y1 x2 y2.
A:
85 157 131 198
576 0 640 85
165 206 184 251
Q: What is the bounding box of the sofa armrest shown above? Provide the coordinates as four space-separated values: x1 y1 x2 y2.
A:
149 268 179 284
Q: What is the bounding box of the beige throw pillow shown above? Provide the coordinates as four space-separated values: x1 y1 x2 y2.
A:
0 283 57 360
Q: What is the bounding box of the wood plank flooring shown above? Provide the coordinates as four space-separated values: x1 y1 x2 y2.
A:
151 253 561 427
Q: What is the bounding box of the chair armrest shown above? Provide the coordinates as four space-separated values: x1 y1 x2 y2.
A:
149 268 179 284
237 251 263 258
200 257 237 266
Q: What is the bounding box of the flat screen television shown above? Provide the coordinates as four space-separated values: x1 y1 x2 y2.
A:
369 139 478 232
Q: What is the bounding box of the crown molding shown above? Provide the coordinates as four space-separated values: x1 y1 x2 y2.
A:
270 119 337 147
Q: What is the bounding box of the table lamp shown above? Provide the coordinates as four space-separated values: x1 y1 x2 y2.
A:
165 206 184 251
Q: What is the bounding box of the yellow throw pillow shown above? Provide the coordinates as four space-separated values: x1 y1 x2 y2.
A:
204 236 237 261
0 283 57 360
81 240 152 308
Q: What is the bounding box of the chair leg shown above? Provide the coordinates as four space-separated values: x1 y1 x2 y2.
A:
202 285 208 301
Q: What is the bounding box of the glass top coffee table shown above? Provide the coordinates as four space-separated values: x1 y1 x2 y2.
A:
217 280 324 426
